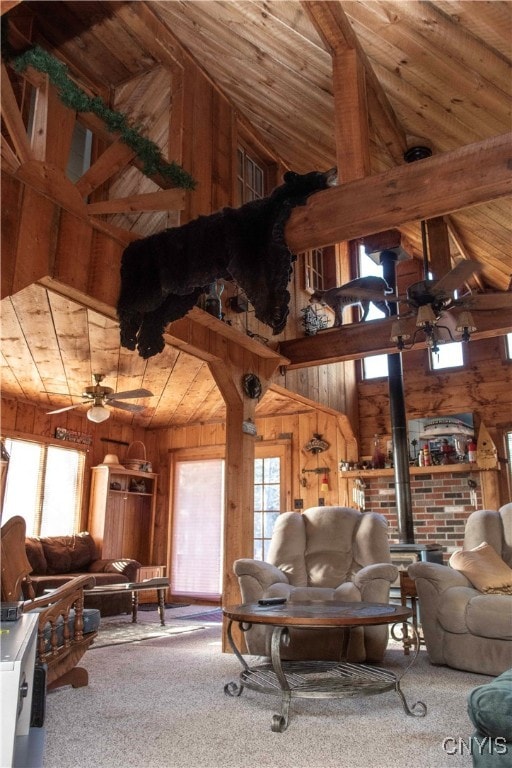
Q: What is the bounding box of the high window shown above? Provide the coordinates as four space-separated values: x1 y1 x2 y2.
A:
430 342 464 370
2 438 85 536
359 246 389 380
237 146 265 203
506 333 512 359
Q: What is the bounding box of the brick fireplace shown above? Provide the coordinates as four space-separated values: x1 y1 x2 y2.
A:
342 465 488 562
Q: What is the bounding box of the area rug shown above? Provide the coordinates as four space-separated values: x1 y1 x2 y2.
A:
174 608 223 623
137 602 190 612
92 619 204 648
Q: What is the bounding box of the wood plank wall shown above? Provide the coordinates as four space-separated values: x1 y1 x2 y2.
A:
357 334 512 501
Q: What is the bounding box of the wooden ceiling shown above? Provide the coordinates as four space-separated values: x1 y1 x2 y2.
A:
1 1 511 428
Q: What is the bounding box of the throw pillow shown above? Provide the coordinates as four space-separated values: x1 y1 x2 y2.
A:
449 542 512 594
25 537 47 574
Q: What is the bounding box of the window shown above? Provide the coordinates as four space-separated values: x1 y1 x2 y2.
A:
66 122 92 183
171 458 224 599
2 438 85 536
253 442 289 560
237 145 265 203
506 431 512 499
359 246 389 379
304 248 326 292
254 457 280 561
506 333 512 359
430 341 464 370
304 244 337 295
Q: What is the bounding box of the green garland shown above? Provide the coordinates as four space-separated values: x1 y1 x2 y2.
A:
9 44 196 190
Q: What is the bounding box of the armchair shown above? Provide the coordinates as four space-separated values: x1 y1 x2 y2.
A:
1 516 100 690
234 506 398 662
409 504 512 676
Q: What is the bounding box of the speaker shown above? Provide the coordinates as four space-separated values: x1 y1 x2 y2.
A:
30 664 47 728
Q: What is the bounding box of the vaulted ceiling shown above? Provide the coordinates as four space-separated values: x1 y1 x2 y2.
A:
1 1 511 427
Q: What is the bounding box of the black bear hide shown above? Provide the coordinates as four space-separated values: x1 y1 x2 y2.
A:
117 168 337 359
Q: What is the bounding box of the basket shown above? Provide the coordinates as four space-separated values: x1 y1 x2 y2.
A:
123 441 147 471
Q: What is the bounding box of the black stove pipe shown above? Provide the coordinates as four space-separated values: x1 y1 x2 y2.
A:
380 249 415 544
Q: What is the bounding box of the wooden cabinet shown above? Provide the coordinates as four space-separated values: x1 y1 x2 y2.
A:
88 465 158 565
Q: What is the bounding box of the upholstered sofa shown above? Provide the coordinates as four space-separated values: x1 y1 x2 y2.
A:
467 668 512 768
25 531 141 616
234 506 398 663
409 505 512 676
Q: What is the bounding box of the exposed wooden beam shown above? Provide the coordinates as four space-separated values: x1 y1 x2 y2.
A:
285 133 512 252
75 140 136 198
87 188 186 215
1 63 33 163
302 0 407 166
280 310 512 370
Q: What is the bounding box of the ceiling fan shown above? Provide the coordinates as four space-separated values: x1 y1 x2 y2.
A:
390 258 512 351
46 374 153 423
347 257 512 352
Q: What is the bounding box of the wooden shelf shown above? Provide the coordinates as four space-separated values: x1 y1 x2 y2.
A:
340 463 484 479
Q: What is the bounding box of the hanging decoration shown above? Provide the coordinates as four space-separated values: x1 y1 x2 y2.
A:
304 434 330 454
320 473 330 493
4 36 196 190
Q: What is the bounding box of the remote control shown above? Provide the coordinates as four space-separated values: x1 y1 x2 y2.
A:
258 597 286 606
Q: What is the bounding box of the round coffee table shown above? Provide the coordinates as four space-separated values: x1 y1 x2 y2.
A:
223 601 426 731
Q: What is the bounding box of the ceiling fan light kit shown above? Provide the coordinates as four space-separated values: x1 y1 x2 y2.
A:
87 405 111 424
46 373 153 422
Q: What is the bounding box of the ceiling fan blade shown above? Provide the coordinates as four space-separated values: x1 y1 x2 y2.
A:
44 391 84 398
46 403 84 415
108 399 146 412
457 292 512 311
107 388 153 400
431 260 482 295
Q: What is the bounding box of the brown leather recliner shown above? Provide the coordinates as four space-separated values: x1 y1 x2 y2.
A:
234 506 398 662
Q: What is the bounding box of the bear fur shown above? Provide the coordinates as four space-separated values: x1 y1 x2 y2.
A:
117 168 337 358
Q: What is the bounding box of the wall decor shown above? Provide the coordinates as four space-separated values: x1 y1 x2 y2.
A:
54 427 93 446
407 413 474 464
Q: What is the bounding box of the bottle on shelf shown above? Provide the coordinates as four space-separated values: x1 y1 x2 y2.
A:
372 435 385 469
467 439 477 463
422 443 432 467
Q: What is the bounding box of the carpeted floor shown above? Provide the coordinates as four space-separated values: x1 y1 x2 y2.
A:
43 605 491 768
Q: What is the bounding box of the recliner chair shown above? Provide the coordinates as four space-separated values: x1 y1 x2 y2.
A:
409 504 512 676
234 506 398 662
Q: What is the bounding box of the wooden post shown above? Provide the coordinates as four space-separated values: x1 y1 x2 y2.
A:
208 350 284 652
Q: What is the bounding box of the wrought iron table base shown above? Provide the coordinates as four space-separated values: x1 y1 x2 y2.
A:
224 621 427 732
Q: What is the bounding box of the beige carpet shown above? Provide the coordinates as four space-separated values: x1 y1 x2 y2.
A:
43 606 490 768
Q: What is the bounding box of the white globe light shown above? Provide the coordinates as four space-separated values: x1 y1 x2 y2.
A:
87 405 110 423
